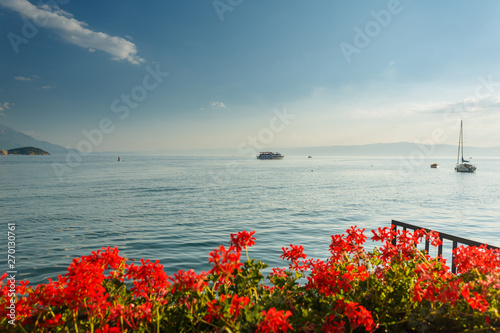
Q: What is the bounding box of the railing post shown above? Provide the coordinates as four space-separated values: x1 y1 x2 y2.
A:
437 237 443 258
389 220 499 274
452 240 458 274
391 222 397 246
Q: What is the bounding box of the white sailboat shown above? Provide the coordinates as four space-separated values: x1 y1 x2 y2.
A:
455 120 476 173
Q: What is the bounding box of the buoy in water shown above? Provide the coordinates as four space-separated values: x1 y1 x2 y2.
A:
118 157 121 162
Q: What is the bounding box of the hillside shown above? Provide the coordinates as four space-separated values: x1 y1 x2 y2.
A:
0 123 69 154
5 146 50 155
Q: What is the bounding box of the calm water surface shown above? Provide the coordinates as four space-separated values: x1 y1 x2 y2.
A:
1 155 499 285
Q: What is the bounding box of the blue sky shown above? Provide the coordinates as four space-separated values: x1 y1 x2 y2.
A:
1 0 500 152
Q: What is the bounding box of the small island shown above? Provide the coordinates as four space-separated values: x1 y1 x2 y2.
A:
0 146 51 155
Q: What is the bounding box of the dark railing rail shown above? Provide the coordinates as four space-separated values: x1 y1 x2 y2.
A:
391 220 499 274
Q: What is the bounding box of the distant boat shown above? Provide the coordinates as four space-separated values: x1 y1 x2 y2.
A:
308 156 312 158
455 121 476 173
257 152 284 159
430 163 439 168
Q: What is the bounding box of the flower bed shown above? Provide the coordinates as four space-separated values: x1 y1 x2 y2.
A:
1 226 500 332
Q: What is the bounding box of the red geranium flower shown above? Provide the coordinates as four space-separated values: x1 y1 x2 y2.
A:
281 244 307 262
257 307 293 333
230 230 256 252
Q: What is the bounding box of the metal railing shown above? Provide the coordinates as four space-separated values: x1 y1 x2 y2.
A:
391 220 499 274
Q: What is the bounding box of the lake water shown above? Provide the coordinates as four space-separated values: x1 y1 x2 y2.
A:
1 154 499 285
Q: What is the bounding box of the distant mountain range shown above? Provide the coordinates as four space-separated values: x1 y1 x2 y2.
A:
148 142 500 158
0 123 69 154
278 142 500 158
158 142 500 157
2 123 500 157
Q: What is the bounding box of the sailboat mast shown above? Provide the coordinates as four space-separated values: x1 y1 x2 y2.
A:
461 121 464 162
457 120 462 164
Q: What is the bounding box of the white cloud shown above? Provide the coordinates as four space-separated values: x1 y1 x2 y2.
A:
14 76 32 81
210 101 226 108
347 107 407 119
14 74 40 81
21 130 38 137
408 94 500 117
0 102 11 110
0 0 144 65
0 102 11 115
381 60 397 80
345 92 500 123
311 86 328 98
